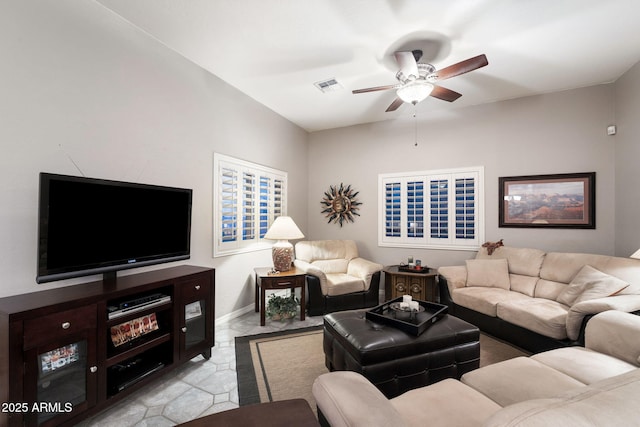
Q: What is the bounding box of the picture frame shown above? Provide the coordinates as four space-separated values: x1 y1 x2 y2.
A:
499 172 595 228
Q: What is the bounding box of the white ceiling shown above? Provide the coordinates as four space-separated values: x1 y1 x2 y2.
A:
96 0 640 132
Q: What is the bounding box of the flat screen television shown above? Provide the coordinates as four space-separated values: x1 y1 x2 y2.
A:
37 173 192 284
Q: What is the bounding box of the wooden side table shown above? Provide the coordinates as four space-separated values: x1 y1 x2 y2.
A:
383 265 438 302
254 267 306 326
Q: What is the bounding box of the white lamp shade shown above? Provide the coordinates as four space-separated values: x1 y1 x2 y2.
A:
631 248 640 259
397 81 434 105
264 216 304 240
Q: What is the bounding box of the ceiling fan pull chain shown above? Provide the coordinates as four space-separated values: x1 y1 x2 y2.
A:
414 107 418 147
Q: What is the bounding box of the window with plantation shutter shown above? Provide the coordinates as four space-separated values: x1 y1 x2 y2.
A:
221 167 238 243
242 172 256 241
213 153 288 257
259 176 271 238
378 167 484 251
407 180 424 238
430 178 449 239
274 178 284 217
385 182 401 237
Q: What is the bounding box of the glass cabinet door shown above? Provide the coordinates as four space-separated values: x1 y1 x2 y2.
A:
25 333 96 426
184 300 206 349
178 278 213 360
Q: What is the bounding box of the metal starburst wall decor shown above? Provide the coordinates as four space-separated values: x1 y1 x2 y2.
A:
321 183 361 227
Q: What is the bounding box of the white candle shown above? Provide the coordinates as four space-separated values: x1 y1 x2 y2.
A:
403 295 412 304
400 302 409 309
409 301 420 311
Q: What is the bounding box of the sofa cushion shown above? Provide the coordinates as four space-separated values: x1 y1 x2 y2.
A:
295 239 358 263
452 287 530 317
585 310 640 366
532 278 566 300
509 274 538 297
556 265 629 306
460 357 585 407
466 259 510 290
476 246 546 277
311 259 350 274
391 378 500 427
531 347 637 384
601 256 640 295
484 369 640 427
325 274 365 296
313 371 406 427
539 252 613 284
496 298 569 340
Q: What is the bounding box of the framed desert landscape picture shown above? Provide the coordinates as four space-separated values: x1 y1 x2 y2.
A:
499 172 595 228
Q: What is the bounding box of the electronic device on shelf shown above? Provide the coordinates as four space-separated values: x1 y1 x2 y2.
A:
108 357 165 394
107 293 171 320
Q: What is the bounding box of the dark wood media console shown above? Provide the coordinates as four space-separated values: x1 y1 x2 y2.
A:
0 265 215 427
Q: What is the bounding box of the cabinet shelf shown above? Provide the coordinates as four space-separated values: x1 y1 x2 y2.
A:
106 343 172 398
106 332 171 367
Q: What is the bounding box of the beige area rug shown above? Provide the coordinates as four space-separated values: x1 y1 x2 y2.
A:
479 333 529 367
235 326 528 411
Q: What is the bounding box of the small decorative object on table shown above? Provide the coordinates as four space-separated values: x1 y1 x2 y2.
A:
366 296 448 336
482 239 504 255
391 295 424 320
398 263 430 274
266 294 300 321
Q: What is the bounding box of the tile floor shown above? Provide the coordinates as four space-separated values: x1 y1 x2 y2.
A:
79 310 324 426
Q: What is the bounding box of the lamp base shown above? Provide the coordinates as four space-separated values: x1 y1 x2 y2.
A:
272 241 293 272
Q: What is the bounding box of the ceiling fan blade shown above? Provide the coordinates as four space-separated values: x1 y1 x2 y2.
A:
385 97 405 112
431 54 488 81
352 84 400 94
394 51 419 79
430 85 462 102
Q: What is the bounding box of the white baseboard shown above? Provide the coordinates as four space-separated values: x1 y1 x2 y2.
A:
215 303 254 325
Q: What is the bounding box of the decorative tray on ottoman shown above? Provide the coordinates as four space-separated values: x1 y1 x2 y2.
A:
397 265 431 274
365 297 448 336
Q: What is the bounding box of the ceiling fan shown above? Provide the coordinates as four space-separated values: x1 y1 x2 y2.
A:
352 50 488 112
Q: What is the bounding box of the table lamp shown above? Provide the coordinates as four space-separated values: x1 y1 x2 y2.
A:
631 249 640 260
264 216 304 272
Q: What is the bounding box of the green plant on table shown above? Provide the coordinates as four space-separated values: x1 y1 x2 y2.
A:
266 294 300 321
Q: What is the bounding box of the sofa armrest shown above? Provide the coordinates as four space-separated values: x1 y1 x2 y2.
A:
565 294 640 341
312 371 406 427
294 259 328 294
584 310 640 366
437 265 467 294
347 258 383 290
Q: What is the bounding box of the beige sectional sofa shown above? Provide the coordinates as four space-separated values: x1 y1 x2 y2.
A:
312 310 640 427
438 246 640 352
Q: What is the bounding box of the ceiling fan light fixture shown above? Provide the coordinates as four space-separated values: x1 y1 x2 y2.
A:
397 81 434 105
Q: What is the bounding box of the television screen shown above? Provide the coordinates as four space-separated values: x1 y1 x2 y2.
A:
37 173 192 283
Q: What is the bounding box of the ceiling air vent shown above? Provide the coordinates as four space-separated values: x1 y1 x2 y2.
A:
314 78 343 93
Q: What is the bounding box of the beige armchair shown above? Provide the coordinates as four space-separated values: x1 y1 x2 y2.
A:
294 240 383 315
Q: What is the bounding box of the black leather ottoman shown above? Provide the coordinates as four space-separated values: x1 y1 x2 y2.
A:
323 310 480 398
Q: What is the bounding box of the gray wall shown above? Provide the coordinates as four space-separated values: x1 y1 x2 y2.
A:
0 1 308 321
614 61 640 257
307 84 618 269
1 1 638 319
